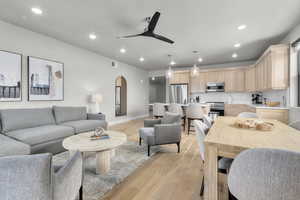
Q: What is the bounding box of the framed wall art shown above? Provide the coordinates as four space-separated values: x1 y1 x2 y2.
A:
0 50 22 102
28 56 64 101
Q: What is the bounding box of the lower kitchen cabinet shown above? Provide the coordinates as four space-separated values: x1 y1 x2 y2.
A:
256 108 289 124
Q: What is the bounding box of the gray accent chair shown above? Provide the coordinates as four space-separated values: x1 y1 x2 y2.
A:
0 107 107 156
0 151 83 200
228 148 300 200
289 120 300 131
238 112 258 118
139 112 182 156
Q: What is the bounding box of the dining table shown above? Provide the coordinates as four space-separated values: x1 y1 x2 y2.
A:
204 116 300 200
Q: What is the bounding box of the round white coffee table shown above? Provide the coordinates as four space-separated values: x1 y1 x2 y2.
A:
63 130 127 174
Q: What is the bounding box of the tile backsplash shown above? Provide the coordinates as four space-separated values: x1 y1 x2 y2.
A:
191 89 288 106
190 92 252 104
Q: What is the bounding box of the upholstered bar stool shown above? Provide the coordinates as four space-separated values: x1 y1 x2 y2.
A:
153 103 165 118
168 103 186 130
186 103 205 135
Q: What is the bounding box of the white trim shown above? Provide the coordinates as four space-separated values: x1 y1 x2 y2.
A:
108 114 148 126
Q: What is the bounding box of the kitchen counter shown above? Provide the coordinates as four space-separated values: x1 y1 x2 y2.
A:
225 103 289 110
250 104 289 110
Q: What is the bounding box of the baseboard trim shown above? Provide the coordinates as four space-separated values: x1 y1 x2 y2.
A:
108 114 148 126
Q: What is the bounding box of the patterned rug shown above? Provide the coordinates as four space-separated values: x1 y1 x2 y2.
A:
53 141 160 200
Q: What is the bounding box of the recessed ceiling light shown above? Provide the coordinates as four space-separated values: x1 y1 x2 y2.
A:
89 33 97 40
234 43 241 48
170 61 176 66
198 57 203 62
120 48 126 53
152 76 155 81
139 57 145 62
237 24 247 30
31 7 43 15
232 53 238 58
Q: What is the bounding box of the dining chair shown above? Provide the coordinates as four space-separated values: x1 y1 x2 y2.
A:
203 114 213 129
168 103 186 130
194 120 233 196
186 103 205 135
289 121 300 131
228 148 300 200
238 112 258 118
153 103 166 118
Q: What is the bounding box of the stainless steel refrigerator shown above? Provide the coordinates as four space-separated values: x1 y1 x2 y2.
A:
169 84 188 104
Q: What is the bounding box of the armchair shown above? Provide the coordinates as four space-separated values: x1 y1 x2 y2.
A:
139 112 182 156
0 151 83 200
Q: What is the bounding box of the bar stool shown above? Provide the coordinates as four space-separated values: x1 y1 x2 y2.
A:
168 103 186 130
186 103 205 135
153 103 165 118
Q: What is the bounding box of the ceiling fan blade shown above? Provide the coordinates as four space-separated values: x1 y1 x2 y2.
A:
148 12 160 32
118 33 143 39
153 34 174 44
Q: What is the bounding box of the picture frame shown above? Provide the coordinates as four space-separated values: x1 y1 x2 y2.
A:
0 50 22 102
28 56 64 101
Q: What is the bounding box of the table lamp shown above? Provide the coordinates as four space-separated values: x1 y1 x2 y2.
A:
91 93 103 113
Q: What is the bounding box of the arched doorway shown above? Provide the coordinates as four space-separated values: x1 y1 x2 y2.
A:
115 76 127 116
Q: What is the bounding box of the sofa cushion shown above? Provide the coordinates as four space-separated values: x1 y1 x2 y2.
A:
0 108 55 133
61 120 107 134
53 106 87 124
0 134 30 156
5 125 74 146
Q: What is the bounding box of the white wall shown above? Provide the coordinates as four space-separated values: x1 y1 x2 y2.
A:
0 20 149 123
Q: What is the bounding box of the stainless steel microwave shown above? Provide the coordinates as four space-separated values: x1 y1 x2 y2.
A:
206 82 225 92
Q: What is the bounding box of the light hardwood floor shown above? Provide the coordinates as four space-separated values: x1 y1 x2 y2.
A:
102 119 203 200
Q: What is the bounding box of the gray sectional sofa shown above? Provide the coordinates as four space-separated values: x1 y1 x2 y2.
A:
0 106 107 156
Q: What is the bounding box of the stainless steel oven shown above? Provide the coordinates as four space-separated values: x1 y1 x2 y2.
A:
206 82 225 93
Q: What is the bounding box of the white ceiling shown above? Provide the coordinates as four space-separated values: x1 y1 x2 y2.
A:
0 0 300 70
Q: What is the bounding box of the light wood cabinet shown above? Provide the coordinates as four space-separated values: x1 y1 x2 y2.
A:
189 72 207 93
254 44 289 91
169 71 189 84
186 44 288 93
225 104 256 116
256 108 289 124
245 66 256 92
206 71 225 83
224 69 245 92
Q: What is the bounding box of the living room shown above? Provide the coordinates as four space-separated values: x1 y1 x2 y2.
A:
1 1 300 200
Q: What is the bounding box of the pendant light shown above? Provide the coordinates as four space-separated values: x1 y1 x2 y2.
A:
191 51 200 77
166 54 174 79
191 64 199 77
166 66 173 79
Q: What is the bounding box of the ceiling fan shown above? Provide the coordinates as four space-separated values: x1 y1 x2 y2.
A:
118 12 174 44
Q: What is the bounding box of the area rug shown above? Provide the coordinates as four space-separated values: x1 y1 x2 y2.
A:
53 141 160 200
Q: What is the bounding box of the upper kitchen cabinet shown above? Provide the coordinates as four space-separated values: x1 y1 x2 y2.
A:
169 71 190 84
245 66 256 92
224 68 245 92
255 44 289 91
206 71 225 83
189 72 207 93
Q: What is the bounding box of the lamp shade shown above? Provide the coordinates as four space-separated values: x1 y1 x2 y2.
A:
91 94 103 103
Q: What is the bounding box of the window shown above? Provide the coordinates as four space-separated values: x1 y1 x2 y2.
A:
298 50 300 106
